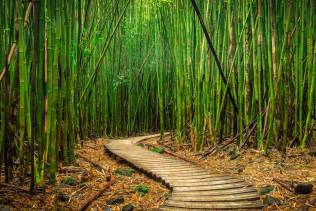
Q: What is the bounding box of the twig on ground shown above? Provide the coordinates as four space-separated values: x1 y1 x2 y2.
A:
273 178 295 194
77 153 108 173
68 184 88 203
59 166 85 173
78 181 114 211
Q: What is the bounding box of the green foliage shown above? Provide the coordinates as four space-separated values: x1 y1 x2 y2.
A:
137 143 145 148
61 177 78 186
259 185 274 195
229 147 240 160
151 146 164 154
134 184 149 196
263 195 281 206
114 167 135 177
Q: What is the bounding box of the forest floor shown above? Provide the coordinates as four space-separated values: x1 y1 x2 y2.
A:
1 134 315 210
0 138 169 210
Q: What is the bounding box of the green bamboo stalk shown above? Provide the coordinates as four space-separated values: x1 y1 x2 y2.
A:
18 0 27 183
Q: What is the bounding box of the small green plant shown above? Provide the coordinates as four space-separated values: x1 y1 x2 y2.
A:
61 176 77 186
137 143 145 148
259 185 274 195
134 184 149 197
114 167 135 177
229 147 240 160
151 146 164 154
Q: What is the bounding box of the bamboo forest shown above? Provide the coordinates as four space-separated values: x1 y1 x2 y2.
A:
0 0 315 210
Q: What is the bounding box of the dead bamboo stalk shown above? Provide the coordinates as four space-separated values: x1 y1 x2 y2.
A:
0 43 17 81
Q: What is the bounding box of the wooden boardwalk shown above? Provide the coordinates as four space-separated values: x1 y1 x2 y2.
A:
105 134 263 210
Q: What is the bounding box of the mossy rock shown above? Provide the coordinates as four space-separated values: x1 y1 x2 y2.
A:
122 203 136 211
294 183 313 194
106 196 124 205
134 184 149 197
61 176 77 186
114 167 135 177
151 146 164 154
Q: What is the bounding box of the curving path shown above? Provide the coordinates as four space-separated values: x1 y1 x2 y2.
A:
105 134 263 210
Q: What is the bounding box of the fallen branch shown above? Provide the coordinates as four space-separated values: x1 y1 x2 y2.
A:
78 181 114 211
239 122 257 149
68 184 88 203
273 178 295 194
59 166 85 173
77 153 108 173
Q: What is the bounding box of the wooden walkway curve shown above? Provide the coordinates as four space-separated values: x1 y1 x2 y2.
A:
105 134 263 210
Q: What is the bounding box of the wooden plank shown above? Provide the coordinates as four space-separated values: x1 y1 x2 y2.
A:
172 178 245 187
165 199 263 209
169 192 260 202
154 171 210 177
142 167 208 176
173 182 249 192
167 177 237 186
125 158 185 164
121 158 188 169
129 161 191 168
142 165 200 169
147 167 206 173
162 174 229 180
117 155 183 162
172 187 258 196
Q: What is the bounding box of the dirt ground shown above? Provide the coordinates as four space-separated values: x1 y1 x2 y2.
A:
1 134 315 210
0 138 169 210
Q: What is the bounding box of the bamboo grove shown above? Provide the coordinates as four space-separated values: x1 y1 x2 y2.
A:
0 0 315 191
